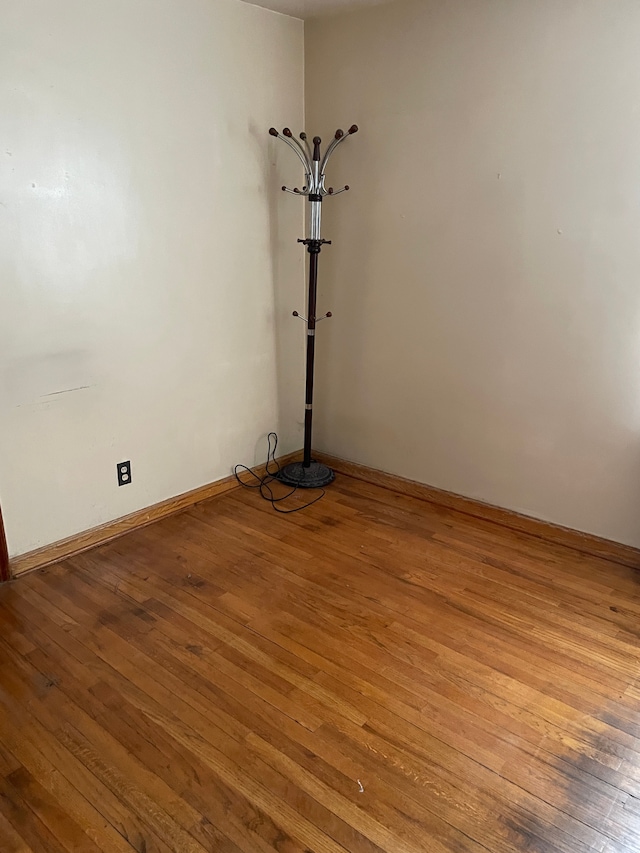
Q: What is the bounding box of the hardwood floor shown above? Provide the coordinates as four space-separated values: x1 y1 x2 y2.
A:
1 474 640 853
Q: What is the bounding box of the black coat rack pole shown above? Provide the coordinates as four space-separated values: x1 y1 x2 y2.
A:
269 125 358 488
303 244 319 467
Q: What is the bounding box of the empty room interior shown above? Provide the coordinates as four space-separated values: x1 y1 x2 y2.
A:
2 0 640 850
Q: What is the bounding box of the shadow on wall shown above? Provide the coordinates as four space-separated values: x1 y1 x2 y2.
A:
311 123 377 459
249 120 305 466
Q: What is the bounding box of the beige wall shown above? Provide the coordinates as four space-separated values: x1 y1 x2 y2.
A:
306 0 640 547
0 0 305 556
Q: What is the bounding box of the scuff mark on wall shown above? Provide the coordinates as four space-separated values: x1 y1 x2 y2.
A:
41 385 92 397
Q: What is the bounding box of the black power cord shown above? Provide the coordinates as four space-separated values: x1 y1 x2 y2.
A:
234 432 326 514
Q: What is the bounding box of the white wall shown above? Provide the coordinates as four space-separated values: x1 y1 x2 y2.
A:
0 0 305 556
306 0 640 547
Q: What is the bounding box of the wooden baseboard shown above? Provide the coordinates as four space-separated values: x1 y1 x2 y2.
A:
0 506 9 583
11 447 638 578
315 451 640 570
9 451 301 578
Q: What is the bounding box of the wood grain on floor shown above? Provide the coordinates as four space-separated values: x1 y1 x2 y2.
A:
1 473 639 852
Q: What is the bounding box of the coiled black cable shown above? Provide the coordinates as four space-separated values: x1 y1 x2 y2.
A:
234 432 325 513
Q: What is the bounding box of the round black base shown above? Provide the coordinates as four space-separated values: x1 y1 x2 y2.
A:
276 461 335 489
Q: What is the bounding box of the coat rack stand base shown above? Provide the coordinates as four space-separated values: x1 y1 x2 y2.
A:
276 461 335 489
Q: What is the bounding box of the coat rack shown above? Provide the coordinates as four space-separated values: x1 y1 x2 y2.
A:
269 124 358 488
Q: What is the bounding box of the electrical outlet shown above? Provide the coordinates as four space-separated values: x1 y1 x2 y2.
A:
117 460 131 486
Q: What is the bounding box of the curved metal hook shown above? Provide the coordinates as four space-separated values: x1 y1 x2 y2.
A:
282 186 311 196
284 128 313 171
299 132 313 162
270 127 312 184
320 125 358 177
